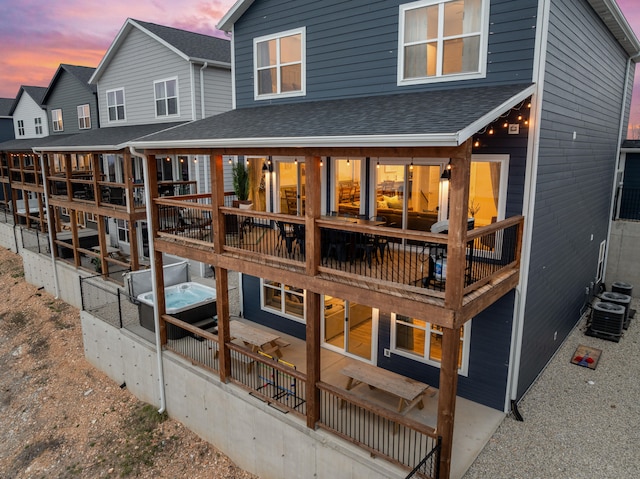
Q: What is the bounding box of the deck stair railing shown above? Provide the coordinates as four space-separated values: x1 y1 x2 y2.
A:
405 436 442 479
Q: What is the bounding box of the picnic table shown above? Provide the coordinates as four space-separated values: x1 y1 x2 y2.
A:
341 362 433 415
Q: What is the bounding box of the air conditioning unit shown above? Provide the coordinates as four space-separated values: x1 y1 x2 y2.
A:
588 302 625 342
601 291 631 329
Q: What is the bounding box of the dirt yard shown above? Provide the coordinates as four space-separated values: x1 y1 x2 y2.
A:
0 247 257 479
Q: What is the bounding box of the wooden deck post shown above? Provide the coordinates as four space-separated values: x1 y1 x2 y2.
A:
437 326 462 479
210 151 232 381
306 291 321 428
146 154 167 345
438 139 472 478
305 155 322 427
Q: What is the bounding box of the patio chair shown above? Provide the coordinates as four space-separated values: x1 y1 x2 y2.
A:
276 221 297 257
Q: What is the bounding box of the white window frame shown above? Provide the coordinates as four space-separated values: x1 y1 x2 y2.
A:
77 104 91 129
106 88 126 122
390 313 471 376
260 278 306 323
397 0 489 86
51 109 63 132
34 117 43 135
253 27 306 100
116 219 129 244
153 77 180 117
17 120 25 136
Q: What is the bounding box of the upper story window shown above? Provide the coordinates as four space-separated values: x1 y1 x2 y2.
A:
254 27 305 100
398 0 487 85
51 109 63 132
154 78 179 117
78 104 91 129
107 88 126 122
17 120 25 136
34 117 43 135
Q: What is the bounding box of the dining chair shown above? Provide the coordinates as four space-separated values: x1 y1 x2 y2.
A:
276 221 297 257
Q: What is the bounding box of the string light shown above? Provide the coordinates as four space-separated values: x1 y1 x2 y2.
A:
320 158 323 167
488 127 494 135
294 157 298 164
376 159 380 169
474 139 480 148
228 158 232 165
346 158 350 166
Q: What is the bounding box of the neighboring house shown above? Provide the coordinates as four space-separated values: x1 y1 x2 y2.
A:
0 98 14 143
0 98 15 207
34 18 233 279
9 86 48 139
119 1 640 478
42 64 99 136
607 139 640 287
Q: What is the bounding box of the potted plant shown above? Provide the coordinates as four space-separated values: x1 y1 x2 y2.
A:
232 161 252 208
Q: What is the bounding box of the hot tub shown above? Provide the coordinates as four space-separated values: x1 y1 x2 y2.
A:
137 282 217 339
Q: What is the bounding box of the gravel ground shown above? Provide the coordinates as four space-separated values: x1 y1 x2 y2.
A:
464 297 640 479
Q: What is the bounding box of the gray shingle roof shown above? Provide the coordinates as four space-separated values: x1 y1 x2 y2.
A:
35 122 187 151
132 83 534 148
60 65 97 93
0 98 13 117
22 86 47 107
132 19 231 63
0 135 74 152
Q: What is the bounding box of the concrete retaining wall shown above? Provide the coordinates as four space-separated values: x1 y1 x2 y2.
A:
80 311 405 479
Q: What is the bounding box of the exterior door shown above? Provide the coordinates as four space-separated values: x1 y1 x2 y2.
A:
323 296 376 361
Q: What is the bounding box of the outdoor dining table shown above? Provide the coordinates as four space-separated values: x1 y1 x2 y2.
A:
229 319 284 359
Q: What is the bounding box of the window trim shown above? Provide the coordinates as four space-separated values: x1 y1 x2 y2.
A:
390 313 471 376
77 104 91 130
51 109 64 132
253 27 306 101
260 278 306 323
397 0 489 86
106 88 126 123
153 77 180 118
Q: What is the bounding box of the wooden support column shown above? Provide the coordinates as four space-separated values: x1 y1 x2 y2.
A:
306 291 321 428
438 139 472 478
96 212 108 277
64 154 73 202
146 154 167 345
304 154 322 428
437 326 462 479
69 209 81 267
305 155 321 275
444 139 471 311
210 151 231 381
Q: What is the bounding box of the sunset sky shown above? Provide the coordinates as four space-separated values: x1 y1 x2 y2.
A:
1 0 639 135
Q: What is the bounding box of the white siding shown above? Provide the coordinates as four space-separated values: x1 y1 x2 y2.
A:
13 95 48 139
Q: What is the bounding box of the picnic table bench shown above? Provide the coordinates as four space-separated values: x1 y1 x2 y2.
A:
341 362 434 415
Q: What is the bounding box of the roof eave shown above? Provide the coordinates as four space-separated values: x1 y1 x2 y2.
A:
457 84 536 143
130 133 462 151
217 0 255 32
587 0 640 57
188 57 232 69
36 144 127 153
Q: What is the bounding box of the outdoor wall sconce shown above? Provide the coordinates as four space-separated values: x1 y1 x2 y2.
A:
441 161 451 180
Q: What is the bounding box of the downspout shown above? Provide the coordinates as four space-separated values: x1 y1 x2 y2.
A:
190 63 196 121
603 55 638 281
200 62 208 120
129 145 166 414
35 149 60 299
504 0 550 414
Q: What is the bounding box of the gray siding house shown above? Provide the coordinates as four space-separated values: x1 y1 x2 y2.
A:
0 98 15 143
90 18 232 127
42 64 99 136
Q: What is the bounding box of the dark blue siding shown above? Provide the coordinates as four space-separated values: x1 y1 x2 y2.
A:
516 0 629 399
241 274 307 339
233 0 538 108
46 70 99 135
0 118 14 142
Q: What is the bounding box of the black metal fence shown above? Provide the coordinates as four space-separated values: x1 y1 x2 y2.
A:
79 274 140 330
405 437 442 479
20 227 50 254
619 187 640 220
